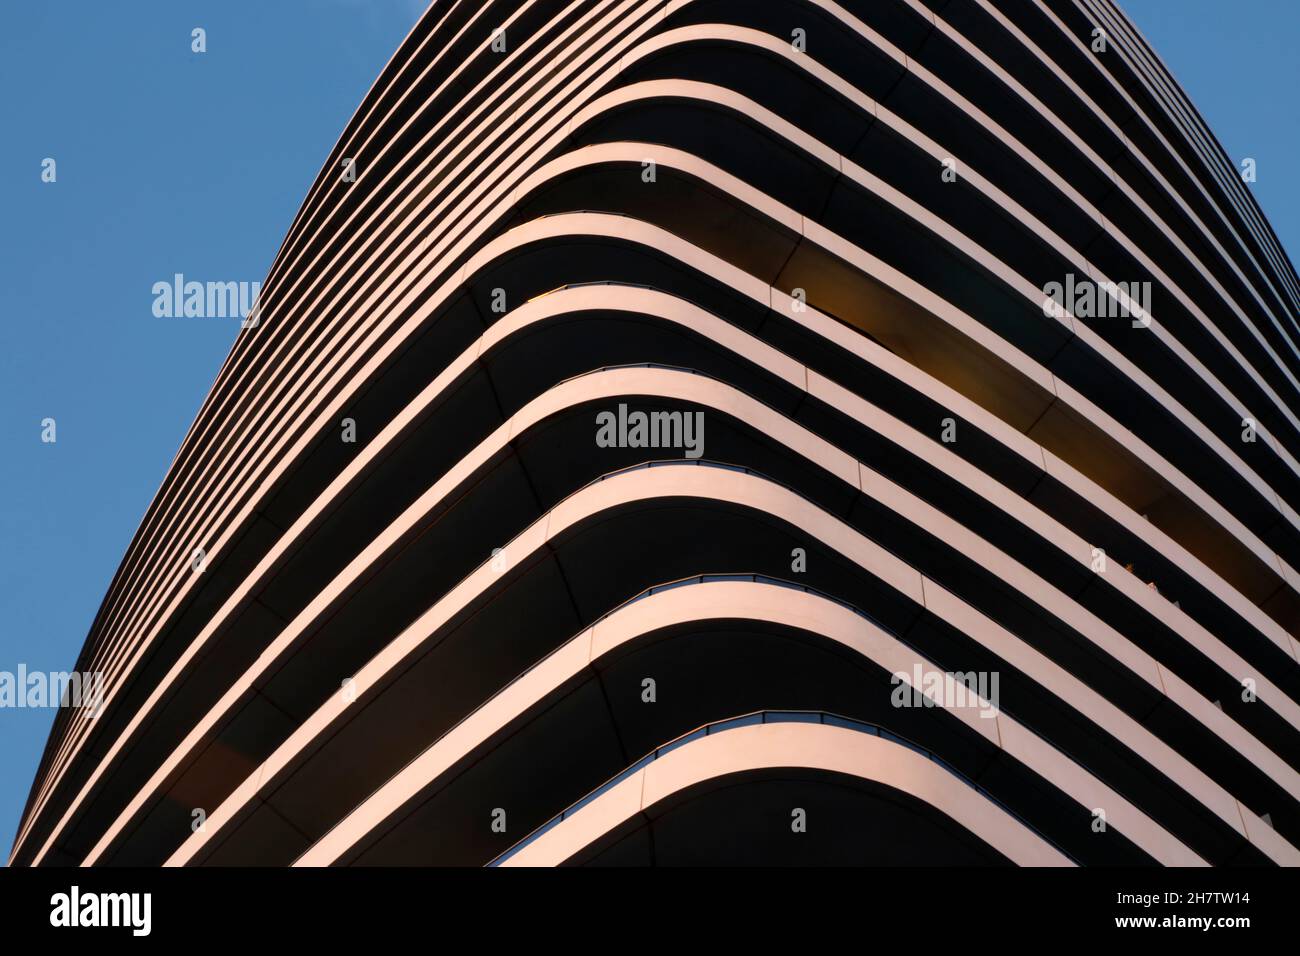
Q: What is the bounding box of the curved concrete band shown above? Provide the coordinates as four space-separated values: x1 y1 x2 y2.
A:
14 0 1299 868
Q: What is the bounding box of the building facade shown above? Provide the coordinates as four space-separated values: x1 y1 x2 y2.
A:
12 0 1300 866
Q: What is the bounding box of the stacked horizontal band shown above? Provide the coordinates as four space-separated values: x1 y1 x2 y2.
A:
13 0 1299 867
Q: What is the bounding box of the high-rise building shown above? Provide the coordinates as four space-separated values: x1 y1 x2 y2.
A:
11 0 1300 867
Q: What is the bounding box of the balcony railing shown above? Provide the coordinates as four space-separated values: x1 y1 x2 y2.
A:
487 707 1079 866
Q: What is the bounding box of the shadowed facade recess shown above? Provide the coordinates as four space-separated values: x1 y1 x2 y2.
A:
12 0 1300 867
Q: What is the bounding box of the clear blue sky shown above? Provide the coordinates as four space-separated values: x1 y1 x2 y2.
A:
0 0 426 859
0 0 1295 860
1121 0 1299 266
